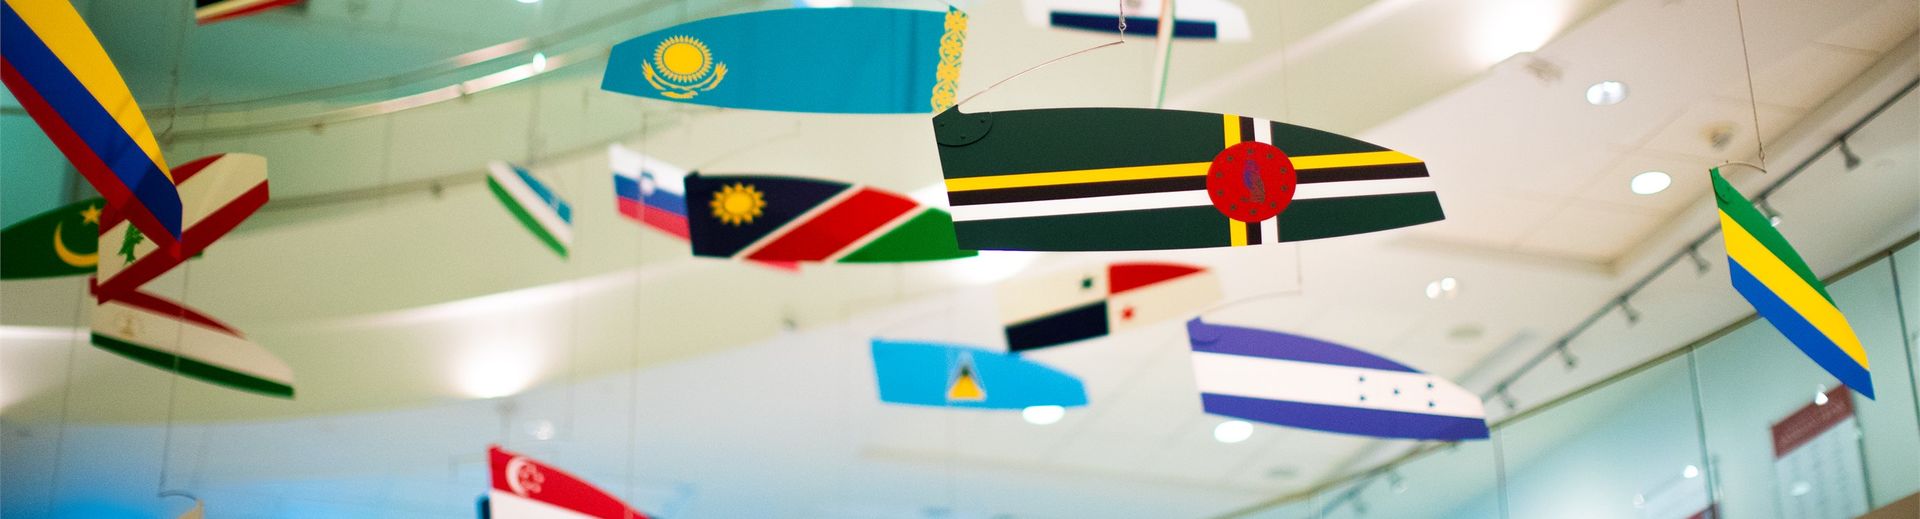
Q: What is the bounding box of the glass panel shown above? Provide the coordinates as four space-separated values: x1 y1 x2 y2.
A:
1896 242 1920 419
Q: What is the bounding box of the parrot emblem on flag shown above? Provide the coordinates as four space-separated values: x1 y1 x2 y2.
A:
1207 141 1296 223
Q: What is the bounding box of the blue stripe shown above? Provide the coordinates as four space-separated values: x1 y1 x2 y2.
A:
1 4 180 237
1049 12 1218 39
640 176 687 216
1201 393 1489 441
1187 319 1418 373
614 174 642 199
510 166 571 224
1728 259 1874 399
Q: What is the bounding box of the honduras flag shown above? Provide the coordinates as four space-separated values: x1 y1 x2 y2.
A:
872 339 1086 409
1185 318 1489 441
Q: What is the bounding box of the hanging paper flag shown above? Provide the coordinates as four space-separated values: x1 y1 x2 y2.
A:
176 500 204 519
684 173 976 263
91 288 294 398
2 0 183 249
611 145 800 272
95 154 269 300
1000 262 1220 352
1186 318 1489 440
194 0 302 25
488 161 574 259
488 445 652 519
933 107 1443 251
1 198 106 279
1024 0 1251 41
603 7 968 113
1712 169 1872 399
871 339 1087 409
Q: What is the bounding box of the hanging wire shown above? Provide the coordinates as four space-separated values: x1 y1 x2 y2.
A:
156 0 198 495
1730 0 1767 167
44 278 90 513
952 0 1129 108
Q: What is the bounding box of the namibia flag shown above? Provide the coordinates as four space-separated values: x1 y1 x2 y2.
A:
933 106 1444 251
684 173 975 263
1713 169 1872 398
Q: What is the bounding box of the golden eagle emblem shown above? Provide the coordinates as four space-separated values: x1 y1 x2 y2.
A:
644 36 726 99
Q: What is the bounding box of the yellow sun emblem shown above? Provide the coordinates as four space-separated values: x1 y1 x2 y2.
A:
644 36 726 99
709 183 765 226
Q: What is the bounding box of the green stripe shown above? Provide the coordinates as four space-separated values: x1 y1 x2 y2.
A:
488 177 569 258
955 206 1228 251
1269 122 1388 156
934 108 1392 179
838 210 977 262
1276 193 1445 242
91 333 295 398
1710 169 1827 300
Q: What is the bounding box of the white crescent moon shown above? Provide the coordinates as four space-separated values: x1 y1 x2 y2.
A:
504 456 534 496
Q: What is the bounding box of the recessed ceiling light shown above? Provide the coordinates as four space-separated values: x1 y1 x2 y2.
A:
1425 277 1459 300
1682 465 1700 479
1586 80 1627 106
1630 171 1671 195
516 0 539 4
1813 385 1829 406
530 52 547 73
1214 420 1253 443
1021 405 1065 425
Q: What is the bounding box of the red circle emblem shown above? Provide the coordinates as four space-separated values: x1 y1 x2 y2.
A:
1207 141 1296 223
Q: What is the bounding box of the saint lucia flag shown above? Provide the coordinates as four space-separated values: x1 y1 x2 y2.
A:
1713 169 1872 398
488 161 573 258
91 288 294 398
1186 318 1488 441
2 0 183 249
871 339 1087 409
95 154 269 300
1024 0 1251 41
684 173 974 263
1000 262 1221 352
488 445 651 519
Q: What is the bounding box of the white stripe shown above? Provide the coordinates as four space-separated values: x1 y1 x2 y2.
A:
92 299 295 386
1294 177 1435 200
1188 351 1485 419
1107 271 1220 331
488 490 594 519
609 144 685 195
1259 217 1279 243
823 206 925 262
489 163 573 246
949 190 1212 222
997 267 1109 324
1253 117 1272 144
733 186 861 259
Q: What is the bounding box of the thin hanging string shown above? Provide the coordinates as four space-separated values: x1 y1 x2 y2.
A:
953 0 1128 108
1730 0 1766 168
625 113 647 510
1195 286 1303 318
1276 1 1292 122
156 0 196 495
45 281 90 511
690 120 802 172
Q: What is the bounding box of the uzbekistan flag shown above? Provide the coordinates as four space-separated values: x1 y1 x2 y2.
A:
91 288 294 398
488 445 651 519
934 106 1443 251
610 144 690 239
2 0 183 249
1186 318 1488 441
871 339 1087 409
96 154 269 301
684 173 975 263
1024 0 1251 41
1713 168 1872 398
488 161 573 259
195 0 302 25
1000 262 1221 352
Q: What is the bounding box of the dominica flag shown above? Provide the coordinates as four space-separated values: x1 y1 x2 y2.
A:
1024 0 1251 41
91 288 294 398
195 0 302 25
1186 318 1489 440
489 161 573 258
1000 262 1221 352
1 198 105 279
684 173 976 263
3 0 183 250
871 339 1087 409
1713 169 1872 398
488 445 651 519
96 154 269 301
933 106 1444 251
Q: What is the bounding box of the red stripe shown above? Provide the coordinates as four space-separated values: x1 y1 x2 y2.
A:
168 154 226 183
746 188 916 262
197 0 301 24
97 182 267 300
109 288 240 335
1109 262 1205 295
1 58 177 251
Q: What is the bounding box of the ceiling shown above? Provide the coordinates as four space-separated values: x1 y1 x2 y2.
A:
2 0 1917 517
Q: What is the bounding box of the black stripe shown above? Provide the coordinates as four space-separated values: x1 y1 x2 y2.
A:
1245 221 1261 244
1006 302 1110 352
947 176 1206 206
1238 117 1254 143
1295 162 1430 184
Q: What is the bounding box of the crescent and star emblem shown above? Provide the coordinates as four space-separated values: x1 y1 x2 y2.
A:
52 222 98 267
504 456 545 497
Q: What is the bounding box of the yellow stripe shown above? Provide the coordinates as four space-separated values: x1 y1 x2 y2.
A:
945 162 1209 192
8 0 170 179
1229 220 1248 246
1291 150 1422 170
1721 211 1869 368
1222 113 1240 148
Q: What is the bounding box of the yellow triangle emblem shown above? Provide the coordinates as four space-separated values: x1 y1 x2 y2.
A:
947 356 985 402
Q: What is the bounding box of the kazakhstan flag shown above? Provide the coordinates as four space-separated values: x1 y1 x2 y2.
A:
602 7 967 114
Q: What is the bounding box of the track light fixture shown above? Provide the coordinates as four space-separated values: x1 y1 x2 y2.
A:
1757 199 1783 227
1838 139 1862 171
1497 388 1519 412
1555 341 1578 370
1687 245 1711 275
1619 297 1641 326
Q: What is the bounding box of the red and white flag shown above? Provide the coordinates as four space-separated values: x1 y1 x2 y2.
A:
195 0 302 25
489 446 650 519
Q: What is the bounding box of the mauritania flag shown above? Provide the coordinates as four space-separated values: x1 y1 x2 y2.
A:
91 288 294 398
1 198 104 279
2 0 183 249
1001 262 1220 352
610 144 690 239
488 161 573 258
96 154 269 300
933 106 1443 251
1186 318 1488 441
871 339 1087 409
1713 168 1872 399
684 174 975 263
1024 0 1251 41
489 445 651 519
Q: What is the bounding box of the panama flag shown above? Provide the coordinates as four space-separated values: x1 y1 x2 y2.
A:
488 445 651 519
684 173 975 263
1186 318 1489 441
488 161 574 258
871 339 1087 409
1024 0 1251 41
3 0 183 249
91 288 294 398
610 144 690 239
95 154 269 301
195 0 302 25
1000 262 1221 352
1712 168 1872 398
